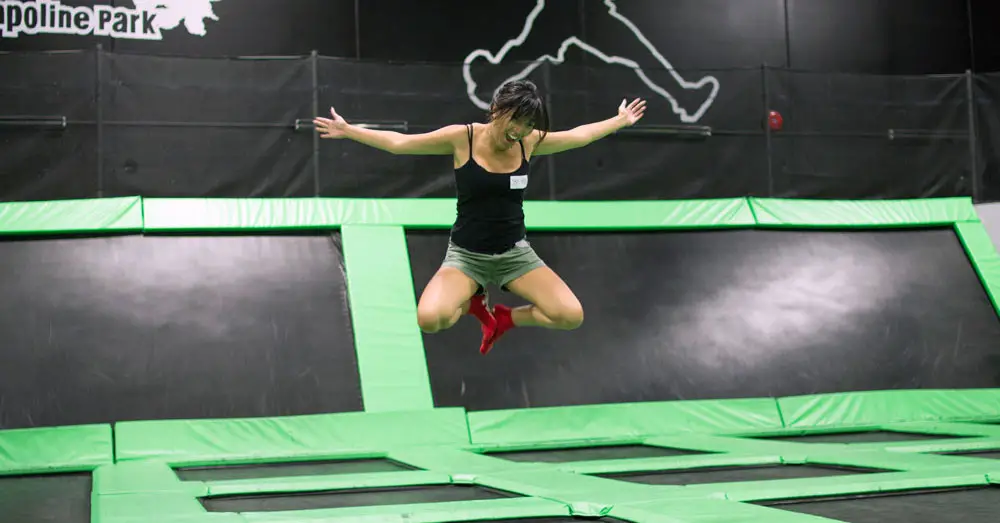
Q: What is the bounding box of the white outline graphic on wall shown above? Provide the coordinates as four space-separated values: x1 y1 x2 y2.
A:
462 0 720 123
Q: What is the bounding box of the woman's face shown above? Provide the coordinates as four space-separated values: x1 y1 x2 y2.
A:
490 112 535 150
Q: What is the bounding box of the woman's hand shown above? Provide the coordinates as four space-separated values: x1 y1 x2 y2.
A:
313 107 348 139
618 98 647 126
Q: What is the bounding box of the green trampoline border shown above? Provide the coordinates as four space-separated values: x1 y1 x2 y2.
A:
3 195 1000 523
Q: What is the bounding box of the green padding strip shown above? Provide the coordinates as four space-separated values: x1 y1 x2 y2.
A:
114 409 469 464
203 471 452 497
93 462 205 495
92 492 211 520
956 221 1000 315
469 398 783 445
94 514 245 523
141 198 456 231
0 196 143 234
718 468 994 503
0 424 113 475
239 498 567 523
621 499 826 523
141 197 754 230
777 389 1000 428
342 225 433 412
523 198 755 229
750 197 978 226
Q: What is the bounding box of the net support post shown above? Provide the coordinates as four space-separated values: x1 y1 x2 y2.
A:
967 69 981 202
762 63 774 196
311 49 321 196
95 43 104 198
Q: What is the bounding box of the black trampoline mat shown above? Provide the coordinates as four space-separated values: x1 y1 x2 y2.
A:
596 463 889 486
0 472 92 523
756 486 1000 523
408 229 1000 412
176 458 417 482
485 444 710 463
936 449 1000 460
0 233 362 429
201 484 522 513
753 430 968 444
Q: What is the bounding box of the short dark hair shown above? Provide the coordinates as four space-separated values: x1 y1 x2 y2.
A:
488 79 549 140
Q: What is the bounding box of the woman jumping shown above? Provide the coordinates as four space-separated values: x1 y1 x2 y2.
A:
314 80 646 354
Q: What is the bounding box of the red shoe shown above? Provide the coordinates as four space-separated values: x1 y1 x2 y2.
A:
480 304 515 355
467 293 494 326
467 293 497 352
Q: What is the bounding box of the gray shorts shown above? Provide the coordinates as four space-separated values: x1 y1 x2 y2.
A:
441 239 546 291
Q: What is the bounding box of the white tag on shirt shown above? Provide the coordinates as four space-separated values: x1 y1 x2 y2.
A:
510 175 528 189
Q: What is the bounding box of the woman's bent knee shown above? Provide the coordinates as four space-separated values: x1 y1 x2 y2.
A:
551 305 584 330
417 306 457 333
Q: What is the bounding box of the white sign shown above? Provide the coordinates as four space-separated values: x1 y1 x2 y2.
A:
0 0 219 40
462 0 720 123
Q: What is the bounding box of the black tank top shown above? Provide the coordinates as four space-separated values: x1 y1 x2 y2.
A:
449 124 530 254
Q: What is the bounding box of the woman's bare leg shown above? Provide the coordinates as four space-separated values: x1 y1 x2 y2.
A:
415 267 480 333
503 266 584 330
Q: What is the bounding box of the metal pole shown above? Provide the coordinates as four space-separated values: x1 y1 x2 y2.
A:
542 62 556 200
96 43 104 198
311 50 320 197
966 69 980 202
762 63 774 196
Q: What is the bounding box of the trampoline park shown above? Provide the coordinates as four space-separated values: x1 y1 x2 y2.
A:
2 194 1000 523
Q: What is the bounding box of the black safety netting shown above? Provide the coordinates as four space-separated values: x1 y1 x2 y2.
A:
975 72 1000 202
766 69 973 199
546 63 768 200
99 51 315 198
0 50 993 202
0 50 98 200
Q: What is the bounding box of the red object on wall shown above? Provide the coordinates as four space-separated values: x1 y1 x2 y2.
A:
768 110 784 131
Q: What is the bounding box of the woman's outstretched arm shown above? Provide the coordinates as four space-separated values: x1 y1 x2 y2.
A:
531 98 646 156
313 106 463 155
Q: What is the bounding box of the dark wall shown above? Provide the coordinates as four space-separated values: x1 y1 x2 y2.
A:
786 0 972 74
0 0 989 74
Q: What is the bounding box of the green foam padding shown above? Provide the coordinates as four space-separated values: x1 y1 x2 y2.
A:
114 409 470 464
140 197 754 230
777 389 1000 428
0 196 143 234
141 198 455 231
750 196 979 226
93 462 205 495
237 498 569 523
468 398 784 445
0 424 113 475
93 492 212 520
956 220 1000 315
342 225 433 412
716 468 995 503
95 514 246 523
617 499 830 523
202 471 453 497
523 198 756 229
